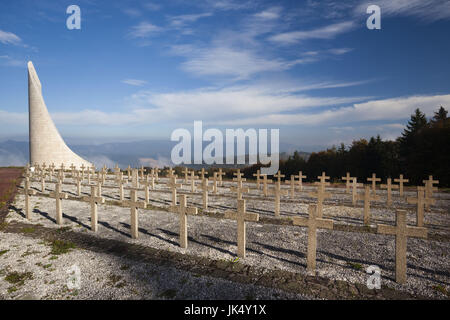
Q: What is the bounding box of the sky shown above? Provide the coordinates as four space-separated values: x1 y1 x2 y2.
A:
0 0 450 151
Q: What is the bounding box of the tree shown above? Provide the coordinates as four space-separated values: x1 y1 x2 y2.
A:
431 106 448 128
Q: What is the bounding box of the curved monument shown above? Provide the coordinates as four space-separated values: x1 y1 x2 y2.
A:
28 61 92 168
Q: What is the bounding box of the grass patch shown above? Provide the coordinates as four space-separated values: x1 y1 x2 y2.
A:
4 271 33 286
21 227 36 234
0 222 8 231
0 249 9 257
48 240 76 255
433 285 449 296
7 286 18 294
347 262 364 271
56 226 72 233
157 289 177 299
21 250 40 257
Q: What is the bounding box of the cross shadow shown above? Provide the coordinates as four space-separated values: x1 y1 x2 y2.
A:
98 221 130 238
62 212 91 230
8 205 26 219
158 228 235 256
120 222 178 246
33 208 56 224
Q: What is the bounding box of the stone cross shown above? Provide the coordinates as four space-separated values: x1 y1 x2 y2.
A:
90 165 96 181
230 171 249 200
423 175 439 200
58 168 65 183
139 166 145 179
273 170 285 185
261 174 273 197
49 163 55 177
148 170 155 190
75 171 82 196
167 167 175 179
377 209 427 284
407 187 435 227
342 172 353 194
100 167 106 184
198 168 208 180
70 163 76 177
167 175 182 208
40 171 46 192
189 170 198 192
126 165 132 179
292 204 333 275
96 173 103 197
212 172 219 194
154 167 160 182
80 164 86 181
367 173 381 195
183 167 190 184
86 166 91 184
217 168 225 186
140 174 152 204
115 172 127 201
23 177 36 220
169 194 197 248
253 169 261 189
131 169 140 189
285 175 297 197
294 171 307 191
317 172 330 189
50 181 68 225
82 185 105 232
268 183 288 217
351 178 363 206
122 189 147 239
380 178 399 207
394 174 409 197
224 199 259 258
308 184 331 218
356 185 380 225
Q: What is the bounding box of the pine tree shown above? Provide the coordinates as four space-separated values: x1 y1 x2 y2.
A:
431 106 448 128
401 108 428 139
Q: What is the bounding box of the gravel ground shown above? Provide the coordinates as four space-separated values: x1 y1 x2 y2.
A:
2 174 449 300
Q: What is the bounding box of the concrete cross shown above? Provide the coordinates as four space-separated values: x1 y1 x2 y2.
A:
217 168 225 186
50 181 68 225
58 168 65 183
40 171 46 192
82 185 105 232
224 199 259 258
90 165 96 180
377 209 427 284
131 169 140 189
167 176 182 208
140 174 152 204
231 171 249 200
407 187 435 227
95 173 103 197
367 173 381 195
294 171 307 191
70 163 76 177
166 167 175 179
198 168 208 180
342 172 353 194
75 171 83 196
115 172 127 201
199 178 214 209
122 189 147 239
183 167 190 184
80 164 86 181
273 170 285 185
422 176 439 204
268 183 288 217
285 175 297 197
126 165 132 179
253 169 261 189
86 166 91 184
394 174 409 197
380 178 399 207
169 194 197 248
139 166 145 179
308 184 331 218
212 172 219 194
317 172 330 188
154 167 160 182
356 185 380 225
22 177 36 220
261 174 273 197
49 163 55 176
189 170 199 193
351 177 363 206
100 167 106 184
292 204 333 275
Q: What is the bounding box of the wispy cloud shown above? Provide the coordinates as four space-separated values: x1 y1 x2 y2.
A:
0 30 23 46
122 79 148 86
0 55 26 67
127 21 162 38
269 21 355 45
168 12 212 28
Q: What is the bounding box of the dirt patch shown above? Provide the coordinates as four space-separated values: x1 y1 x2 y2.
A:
0 167 23 222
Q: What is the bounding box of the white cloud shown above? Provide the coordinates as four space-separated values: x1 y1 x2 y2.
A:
122 79 148 86
0 30 22 45
0 55 25 67
168 13 212 28
253 7 282 20
269 21 355 45
355 0 450 22
127 21 162 38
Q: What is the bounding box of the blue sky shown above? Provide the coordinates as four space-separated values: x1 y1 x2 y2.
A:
1 0 450 150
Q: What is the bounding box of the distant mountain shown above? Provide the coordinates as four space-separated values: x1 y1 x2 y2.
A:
0 139 310 168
